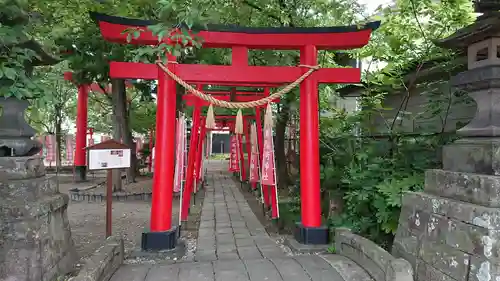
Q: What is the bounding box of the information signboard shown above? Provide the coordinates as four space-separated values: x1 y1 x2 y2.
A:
88 149 131 170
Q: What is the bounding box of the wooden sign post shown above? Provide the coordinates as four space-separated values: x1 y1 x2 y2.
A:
86 139 131 238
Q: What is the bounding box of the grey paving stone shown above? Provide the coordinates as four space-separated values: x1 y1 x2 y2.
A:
268 258 312 281
197 243 216 252
216 228 233 234
198 229 215 237
178 262 214 281
110 264 149 281
195 250 218 262
217 251 240 261
231 221 246 228
146 264 180 281
236 238 255 247
215 223 231 228
249 230 266 236
237 246 263 260
217 243 237 253
234 233 252 239
233 227 251 234
213 260 250 281
216 234 235 244
244 259 283 281
293 255 345 281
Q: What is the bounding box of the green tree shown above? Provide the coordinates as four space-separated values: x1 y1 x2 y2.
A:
319 0 475 246
27 64 77 166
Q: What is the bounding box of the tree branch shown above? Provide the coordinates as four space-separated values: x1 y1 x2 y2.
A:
241 0 284 24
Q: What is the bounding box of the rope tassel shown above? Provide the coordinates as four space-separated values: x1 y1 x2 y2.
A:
206 104 216 129
235 109 243 134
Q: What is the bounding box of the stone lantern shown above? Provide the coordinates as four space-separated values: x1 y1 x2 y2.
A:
0 28 77 281
392 10 500 281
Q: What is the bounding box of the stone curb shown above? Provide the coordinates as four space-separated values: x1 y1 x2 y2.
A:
284 236 331 254
69 191 153 202
69 236 125 281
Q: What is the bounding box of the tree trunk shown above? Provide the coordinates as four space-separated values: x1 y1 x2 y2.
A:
128 107 141 177
111 79 137 186
54 110 62 170
111 79 124 191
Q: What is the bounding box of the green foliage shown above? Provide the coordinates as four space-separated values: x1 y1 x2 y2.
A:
0 0 48 99
314 0 474 248
320 93 458 247
27 63 76 133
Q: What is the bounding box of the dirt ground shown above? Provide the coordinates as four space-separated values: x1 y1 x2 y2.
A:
58 175 181 259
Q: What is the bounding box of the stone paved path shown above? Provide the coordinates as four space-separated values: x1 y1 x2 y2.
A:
109 161 348 281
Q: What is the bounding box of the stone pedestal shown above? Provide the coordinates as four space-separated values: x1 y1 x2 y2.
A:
0 156 77 281
392 13 500 279
392 166 500 281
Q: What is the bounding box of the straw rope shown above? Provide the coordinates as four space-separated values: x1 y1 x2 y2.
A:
156 61 319 109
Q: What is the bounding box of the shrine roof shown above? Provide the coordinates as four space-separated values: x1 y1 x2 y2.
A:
90 12 380 50
91 12 380 34
436 13 500 49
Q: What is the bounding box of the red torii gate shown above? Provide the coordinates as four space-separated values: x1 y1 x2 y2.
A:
182 91 279 220
64 72 133 181
92 11 379 250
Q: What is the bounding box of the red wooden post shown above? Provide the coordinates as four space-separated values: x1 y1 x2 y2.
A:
150 58 177 234
244 118 252 182
237 134 246 181
195 118 207 186
74 85 88 181
181 88 202 221
299 45 322 228
106 170 113 237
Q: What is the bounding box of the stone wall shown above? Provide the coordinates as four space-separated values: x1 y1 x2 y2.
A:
0 156 77 281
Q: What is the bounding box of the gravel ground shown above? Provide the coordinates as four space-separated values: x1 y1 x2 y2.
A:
63 176 181 259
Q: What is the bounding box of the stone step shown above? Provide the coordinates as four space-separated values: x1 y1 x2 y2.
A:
425 169 500 207
320 254 373 281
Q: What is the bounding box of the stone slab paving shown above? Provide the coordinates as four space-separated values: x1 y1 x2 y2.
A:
109 160 348 281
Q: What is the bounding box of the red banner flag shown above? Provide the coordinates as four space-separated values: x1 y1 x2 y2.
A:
261 104 279 218
45 135 56 162
229 135 240 172
261 126 276 186
88 137 94 146
66 134 75 163
249 124 260 184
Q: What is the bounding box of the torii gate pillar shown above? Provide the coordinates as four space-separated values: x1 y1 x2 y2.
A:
142 59 179 250
295 45 328 244
74 84 88 182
